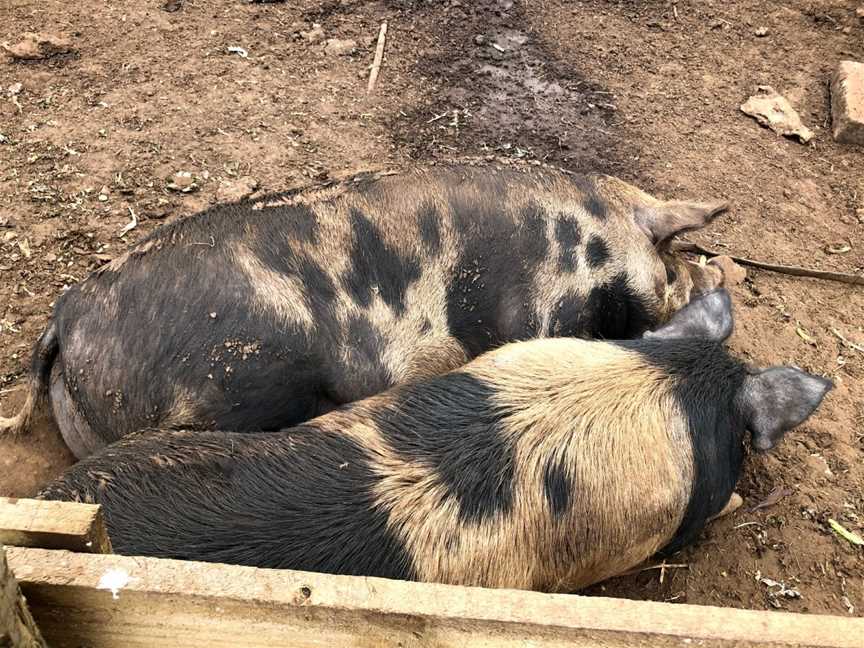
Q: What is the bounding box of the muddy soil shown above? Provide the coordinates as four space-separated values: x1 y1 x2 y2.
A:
1 0 862 616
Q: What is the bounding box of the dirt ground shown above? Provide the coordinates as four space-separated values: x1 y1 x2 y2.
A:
1 0 862 616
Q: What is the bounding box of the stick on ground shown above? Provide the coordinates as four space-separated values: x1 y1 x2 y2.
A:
672 241 864 286
367 22 388 95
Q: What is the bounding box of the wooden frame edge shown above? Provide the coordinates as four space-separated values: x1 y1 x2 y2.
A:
6 546 862 648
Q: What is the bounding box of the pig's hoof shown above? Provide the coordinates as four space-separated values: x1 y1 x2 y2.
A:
715 492 744 520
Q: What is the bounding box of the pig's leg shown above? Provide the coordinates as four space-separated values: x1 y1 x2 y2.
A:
50 364 104 460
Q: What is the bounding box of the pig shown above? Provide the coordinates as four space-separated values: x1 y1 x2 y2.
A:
1 162 726 459
38 289 832 591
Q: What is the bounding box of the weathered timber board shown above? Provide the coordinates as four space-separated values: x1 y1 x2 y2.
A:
0 498 111 554
6 546 863 648
0 547 47 648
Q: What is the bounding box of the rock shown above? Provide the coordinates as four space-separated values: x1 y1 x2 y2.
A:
163 0 182 12
740 86 813 143
216 176 259 202
474 35 486 45
804 454 833 479
301 24 325 45
754 27 769 37
167 171 198 193
858 6 864 19
830 61 864 146
323 38 357 56
7 83 22 96
709 255 747 285
2 32 73 60
0 214 14 228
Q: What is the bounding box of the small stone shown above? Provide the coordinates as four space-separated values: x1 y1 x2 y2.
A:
858 6 864 19
740 85 813 143
323 38 357 56
804 454 833 479
301 24 325 45
708 255 747 286
856 207 864 224
2 32 73 60
754 26 769 37
474 35 486 45
209 312 217 319
167 171 198 193
216 176 259 202
7 82 22 96
830 60 864 146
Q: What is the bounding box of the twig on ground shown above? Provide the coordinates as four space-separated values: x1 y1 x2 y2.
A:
118 207 138 238
672 241 864 286
367 22 388 95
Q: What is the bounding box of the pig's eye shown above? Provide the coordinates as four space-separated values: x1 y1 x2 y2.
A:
665 266 678 283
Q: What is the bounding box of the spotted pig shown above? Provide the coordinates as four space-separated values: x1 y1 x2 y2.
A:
39 289 832 590
2 162 726 458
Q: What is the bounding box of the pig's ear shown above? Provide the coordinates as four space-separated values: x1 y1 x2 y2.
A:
643 288 733 342
635 200 728 245
738 368 833 452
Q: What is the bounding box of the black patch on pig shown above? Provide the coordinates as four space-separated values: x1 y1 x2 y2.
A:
585 236 610 268
283 205 320 243
39 430 418 580
299 260 337 306
375 372 516 524
555 217 581 271
582 273 654 339
344 314 390 390
543 455 571 518
549 293 585 338
519 202 550 265
585 194 607 221
418 203 442 256
342 208 422 315
444 191 548 355
420 318 432 334
615 339 747 556
570 175 607 221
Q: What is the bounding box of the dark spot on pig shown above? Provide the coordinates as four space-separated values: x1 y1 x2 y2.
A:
585 236 610 269
418 203 442 256
376 373 516 524
616 339 747 556
444 191 544 355
570 176 607 221
519 202 550 266
299 260 336 306
585 194 607 221
284 205 319 243
555 217 581 271
549 293 585 338
344 315 389 387
420 318 432 334
42 430 418 578
342 208 422 315
543 455 571 517
583 273 654 339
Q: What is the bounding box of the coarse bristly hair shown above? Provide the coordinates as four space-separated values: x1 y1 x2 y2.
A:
40 333 756 593
4 163 726 459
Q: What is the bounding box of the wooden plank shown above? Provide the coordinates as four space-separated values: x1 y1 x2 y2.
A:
6 546 863 648
0 547 47 648
0 498 112 554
